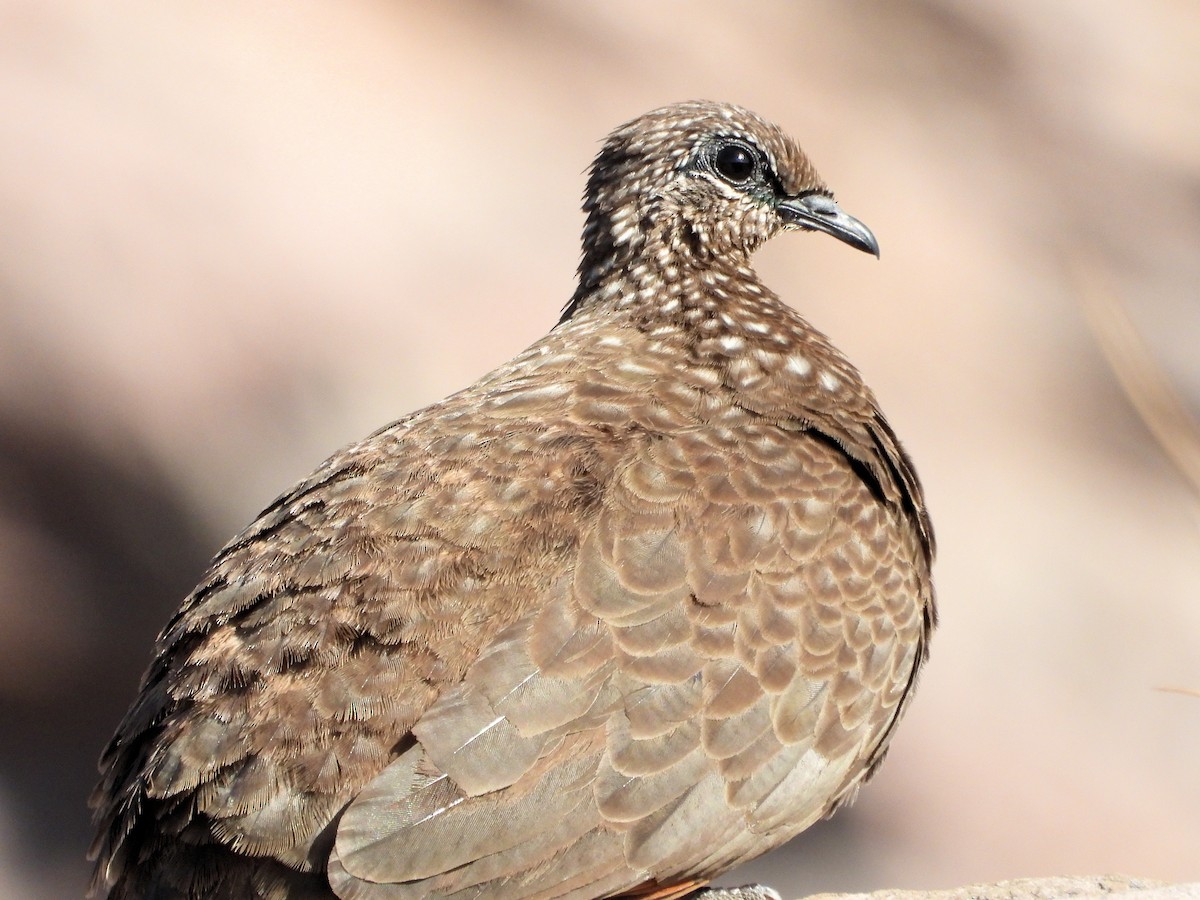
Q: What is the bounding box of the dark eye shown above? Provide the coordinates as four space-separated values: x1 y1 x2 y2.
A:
714 143 756 183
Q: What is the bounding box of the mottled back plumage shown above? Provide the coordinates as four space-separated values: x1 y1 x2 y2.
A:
90 101 935 900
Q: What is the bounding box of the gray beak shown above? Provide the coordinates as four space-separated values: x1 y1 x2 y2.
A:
776 193 880 258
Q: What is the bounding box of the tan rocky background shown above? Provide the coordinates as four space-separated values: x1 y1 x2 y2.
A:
0 2 1198 898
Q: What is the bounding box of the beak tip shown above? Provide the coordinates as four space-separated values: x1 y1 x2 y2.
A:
846 227 881 259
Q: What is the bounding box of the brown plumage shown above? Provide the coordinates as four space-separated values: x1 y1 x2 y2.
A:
89 101 935 900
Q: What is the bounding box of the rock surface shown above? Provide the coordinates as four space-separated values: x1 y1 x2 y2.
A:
804 875 1199 900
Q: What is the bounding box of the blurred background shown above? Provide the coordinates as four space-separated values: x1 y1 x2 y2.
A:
1 1 1198 897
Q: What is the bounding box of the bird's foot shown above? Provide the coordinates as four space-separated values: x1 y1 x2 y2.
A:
688 886 783 900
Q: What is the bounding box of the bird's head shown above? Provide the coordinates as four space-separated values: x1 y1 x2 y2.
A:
577 101 878 284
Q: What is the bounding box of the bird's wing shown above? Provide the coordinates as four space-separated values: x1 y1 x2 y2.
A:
329 422 928 899
88 412 617 897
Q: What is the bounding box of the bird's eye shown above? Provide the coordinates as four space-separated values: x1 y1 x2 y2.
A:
714 143 756 183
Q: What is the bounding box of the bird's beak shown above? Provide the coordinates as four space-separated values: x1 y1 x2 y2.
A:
777 193 880 258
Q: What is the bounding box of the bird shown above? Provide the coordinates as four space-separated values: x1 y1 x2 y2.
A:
89 100 936 900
